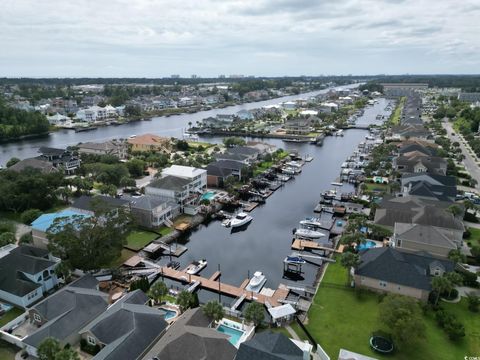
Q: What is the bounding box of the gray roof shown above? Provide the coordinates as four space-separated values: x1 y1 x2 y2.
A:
68 274 99 290
214 153 250 162
148 175 190 191
206 163 233 178
128 195 171 211
23 279 109 348
9 158 57 173
210 160 247 171
71 195 130 212
401 173 456 187
236 331 303 360
226 146 260 156
398 144 436 156
356 247 454 291
394 223 458 250
0 245 56 297
141 308 236 360
406 181 456 202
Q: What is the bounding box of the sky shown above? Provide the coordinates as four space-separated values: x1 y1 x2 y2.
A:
1 0 479 77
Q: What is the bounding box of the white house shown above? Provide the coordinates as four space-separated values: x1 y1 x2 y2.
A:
161 165 207 194
46 113 69 126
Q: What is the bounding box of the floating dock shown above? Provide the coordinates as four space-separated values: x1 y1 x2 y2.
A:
291 239 343 253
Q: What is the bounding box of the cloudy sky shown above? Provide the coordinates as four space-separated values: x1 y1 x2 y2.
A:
1 0 479 77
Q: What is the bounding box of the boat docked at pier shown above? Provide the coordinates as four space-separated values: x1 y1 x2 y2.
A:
295 228 325 239
230 212 253 228
185 259 207 275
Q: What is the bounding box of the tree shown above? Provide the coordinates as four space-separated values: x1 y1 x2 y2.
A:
244 302 265 326
447 204 462 217
203 300 225 323
148 281 168 304
445 272 463 298
98 183 117 197
19 232 33 244
126 159 146 178
378 294 426 348
47 207 131 271
38 337 61 360
54 261 72 282
340 252 360 286
130 277 150 292
431 276 453 305
0 232 15 246
466 293 480 312
223 137 246 147
448 249 466 264
53 348 80 360
21 209 42 225
6 157 20 167
177 290 195 313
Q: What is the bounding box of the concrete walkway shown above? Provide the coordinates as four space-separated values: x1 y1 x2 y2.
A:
285 325 301 341
15 223 31 242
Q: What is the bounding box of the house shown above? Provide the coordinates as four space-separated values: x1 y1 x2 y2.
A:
47 113 69 126
79 290 168 360
236 109 254 121
140 308 236 360
77 140 128 159
214 152 251 164
207 160 247 180
31 209 90 249
128 134 171 153
8 158 57 174
70 195 131 215
246 141 277 154
0 244 60 308
161 165 207 194
128 195 180 228
400 173 457 202
37 147 81 174
318 102 339 113
393 154 447 175
390 124 432 141
145 176 195 208
397 143 437 156
23 275 109 357
206 163 234 188
393 223 460 259
355 247 454 301
284 119 311 135
236 331 304 360
225 146 261 162
201 116 232 129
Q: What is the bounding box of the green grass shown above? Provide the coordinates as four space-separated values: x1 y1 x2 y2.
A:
0 340 17 360
105 249 137 269
125 230 158 251
253 161 273 176
302 259 478 360
364 182 390 193
466 228 480 248
389 97 406 126
0 307 24 327
158 226 173 236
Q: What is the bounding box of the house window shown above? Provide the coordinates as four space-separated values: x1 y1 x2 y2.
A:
87 336 96 346
33 313 41 322
379 281 387 287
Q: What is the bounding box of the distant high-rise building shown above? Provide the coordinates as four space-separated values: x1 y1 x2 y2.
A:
218 75 226 79
171 74 180 79
229 74 244 79
191 74 198 79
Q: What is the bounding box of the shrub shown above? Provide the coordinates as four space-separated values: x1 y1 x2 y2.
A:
80 338 101 355
461 270 480 288
434 309 466 341
21 209 43 225
466 293 480 312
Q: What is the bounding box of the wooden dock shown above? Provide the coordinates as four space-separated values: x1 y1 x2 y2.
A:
291 239 343 253
159 266 289 306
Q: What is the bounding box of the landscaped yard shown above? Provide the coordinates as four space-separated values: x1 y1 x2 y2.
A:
364 182 390 193
105 248 137 268
125 229 159 251
466 227 480 248
0 307 23 327
388 97 405 125
0 340 18 360
301 259 479 360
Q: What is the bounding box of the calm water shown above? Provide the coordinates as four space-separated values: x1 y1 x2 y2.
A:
0 85 359 165
154 98 392 305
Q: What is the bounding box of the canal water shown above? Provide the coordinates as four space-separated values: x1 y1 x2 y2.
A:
155 98 393 306
0 85 359 165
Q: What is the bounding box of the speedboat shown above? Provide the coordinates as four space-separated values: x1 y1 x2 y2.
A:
300 217 323 228
295 228 325 239
183 133 199 141
230 212 253 228
249 271 265 287
185 259 207 275
284 256 306 265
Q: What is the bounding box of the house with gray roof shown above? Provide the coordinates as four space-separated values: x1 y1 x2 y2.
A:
355 247 454 301
8 158 58 174
393 154 447 175
214 152 251 164
141 308 236 360
392 223 460 259
77 140 128 159
71 195 131 215
23 275 109 357
235 331 304 360
79 290 168 360
0 244 60 308
127 195 180 228
207 160 247 180
401 180 457 202
145 175 192 205
206 163 234 188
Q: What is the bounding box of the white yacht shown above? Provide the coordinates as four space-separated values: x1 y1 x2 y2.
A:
295 228 325 239
249 271 265 287
185 259 207 275
230 212 253 228
300 217 323 228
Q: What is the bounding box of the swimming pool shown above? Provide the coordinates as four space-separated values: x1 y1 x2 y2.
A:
201 191 216 201
217 324 245 346
357 240 377 251
159 307 178 321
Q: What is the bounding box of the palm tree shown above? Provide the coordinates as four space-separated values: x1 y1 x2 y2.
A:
177 290 194 313
244 302 265 326
445 272 463 298
431 276 452 305
148 281 168 305
202 300 225 323
448 249 466 265
340 252 360 286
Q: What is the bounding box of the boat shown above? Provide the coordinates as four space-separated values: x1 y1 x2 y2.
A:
284 256 306 265
281 167 296 175
249 271 265 287
230 212 253 228
185 259 207 275
282 138 310 143
74 126 97 132
331 182 343 186
183 133 199 141
129 135 136 139
295 228 325 239
300 217 323 228
334 129 344 137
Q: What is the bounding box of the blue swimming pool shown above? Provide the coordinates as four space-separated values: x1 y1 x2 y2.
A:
159 307 177 321
357 240 377 251
217 324 244 346
201 191 216 201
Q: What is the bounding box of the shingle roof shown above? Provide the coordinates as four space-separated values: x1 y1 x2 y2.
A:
236 331 303 360
206 163 233 178
394 223 458 249
401 173 456 187
211 160 247 171
407 181 456 202
0 245 56 297
9 158 57 173
148 175 191 191
71 195 130 212
127 195 171 211
356 247 454 291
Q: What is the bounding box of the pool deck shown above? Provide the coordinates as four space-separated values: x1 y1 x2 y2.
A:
159 266 289 307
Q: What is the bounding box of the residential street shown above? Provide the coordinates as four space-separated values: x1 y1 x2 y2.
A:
443 120 480 190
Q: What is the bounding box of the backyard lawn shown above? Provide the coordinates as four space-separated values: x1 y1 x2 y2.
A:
466 227 480 248
105 248 137 268
301 259 479 360
125 229 159 251
0 340 17 360
0 307 23 327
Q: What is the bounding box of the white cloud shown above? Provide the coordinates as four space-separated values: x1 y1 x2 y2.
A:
0 0 478 76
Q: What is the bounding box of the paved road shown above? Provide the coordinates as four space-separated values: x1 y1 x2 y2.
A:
443 120 480 190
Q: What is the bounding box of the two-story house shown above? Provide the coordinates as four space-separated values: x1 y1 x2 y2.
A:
37 147 81 174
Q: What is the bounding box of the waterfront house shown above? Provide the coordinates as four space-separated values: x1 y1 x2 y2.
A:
78 290 168 360
47 113 69 126
128 134 171 153
284 119 311 135
161 165 207 194
236 109 255 120
77 139 128 159
201 116 233 129
397 142 437 156
207 160 247 180
214 152 251 165
128 195 180 228
70 195 131 215
22 276 109 357
8 158 58 174
392 223 460 259
318 102 339 113
225 146 261 161
393 153 447 176
236 331 304 360
145 176 191 205
246 141 277 154
37 147 81 174
390 124 433 141
31 209 90 249
355 247 454 301
206 163 234 188
400 173 457 202
0 244 60 308
140 308 236 360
